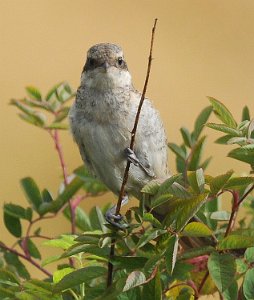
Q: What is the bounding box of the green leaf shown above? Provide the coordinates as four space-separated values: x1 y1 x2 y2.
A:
61 243 109 259
165 235 178 274
223 176 254 189
136 229 167 249
182 222 212 237
41 189 53 203
54 266 106 293
54 107 70 122
142 271 162 300
4 203 31 221
10 99 45 127
168 143 186 160
26 86 42 101
0 287 16 298
218 235 254 250
245 247 254 263
43 235 76 250
187 168 205 193
47 122 69 130
110 256 148 271
20 177 43 212
39 176 84 214
4 212 22 237
165 193 208 231
210 211 230 221
180 127 193 148
53 267 74 284
243 268 254 299
89 206 107 232
222 280 238 300
242 106 250 121
0 268 20 286
178 246 215 260
188 136 206 170
26 238 41 259
45 82 64 101
236 258 248 274
208 170 234 195
143 213 162 228
215 135 233 144
206 123 241 135
64 206 92 231
123 271 146 292
207 252 236 292
4 252 30 279
41 255 62 267
208 97 237 128
228 146 254 166
192 106 213 140
141 180 160 195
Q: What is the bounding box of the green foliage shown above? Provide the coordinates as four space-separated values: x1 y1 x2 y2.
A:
1 85 254 299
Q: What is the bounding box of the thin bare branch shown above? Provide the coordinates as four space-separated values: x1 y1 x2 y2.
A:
107 18 158 287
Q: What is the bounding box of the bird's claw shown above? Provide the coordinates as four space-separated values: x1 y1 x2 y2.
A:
105 195 129 230
124 147 155 178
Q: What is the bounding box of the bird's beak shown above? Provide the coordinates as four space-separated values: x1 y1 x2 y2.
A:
101 61 110 72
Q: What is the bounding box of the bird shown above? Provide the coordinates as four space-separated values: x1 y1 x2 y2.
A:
69 43 169 227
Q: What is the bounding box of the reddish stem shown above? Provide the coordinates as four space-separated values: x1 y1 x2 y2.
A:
0 242 52 277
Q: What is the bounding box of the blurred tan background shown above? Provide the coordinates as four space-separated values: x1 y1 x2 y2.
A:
1 0 254 295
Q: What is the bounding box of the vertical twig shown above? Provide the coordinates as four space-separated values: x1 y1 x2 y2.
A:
107 18 158 287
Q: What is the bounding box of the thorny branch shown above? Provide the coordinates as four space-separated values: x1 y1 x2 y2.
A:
107 18 158 287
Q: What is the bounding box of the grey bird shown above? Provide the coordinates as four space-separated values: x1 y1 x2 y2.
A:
69 43 169 227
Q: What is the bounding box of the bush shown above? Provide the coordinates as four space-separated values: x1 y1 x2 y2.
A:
1 82 254 299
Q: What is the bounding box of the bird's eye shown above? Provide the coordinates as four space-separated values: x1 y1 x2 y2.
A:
118 57 123 65
89 58 95 66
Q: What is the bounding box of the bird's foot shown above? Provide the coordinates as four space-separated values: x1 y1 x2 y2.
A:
124 147 155 178
105 195 129 230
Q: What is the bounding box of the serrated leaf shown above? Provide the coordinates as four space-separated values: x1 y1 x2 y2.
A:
210 211 230 221
4 213 22 237
4 203 30 221
45 82 64 101
218 235 254 250
64 206 92 231
47 122 68 130
0 268 20 285
243 268 254 299
4 252 30 279
208 97 237 128
43 235 76 250
61 243 109 259
141 180 160 195
54 107 70 122
26 238 41 259
182 222 212 237
143 213 163 228
39 176 84 214
207 252 236 292
136 229 167 249
20 177 43 212
223 176 254 189
178 246 215 260
187 168 205 193
41 255 62 267
209 170 234 195
228 146 254 166
222 280 238 300
242 106 251 121
122 271 146 292
54 266 106 293
188 136 206 170
53 268 74 284
165 193 208 231
215 135 233 144
26 86 42 101
180 127 193 148
244 247 254 263
143 252 164 276
192 106 213 140
165 235 178 274
168 143 186 160
206 123 241 135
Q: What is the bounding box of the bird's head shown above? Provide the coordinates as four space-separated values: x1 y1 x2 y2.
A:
81 43 132 90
